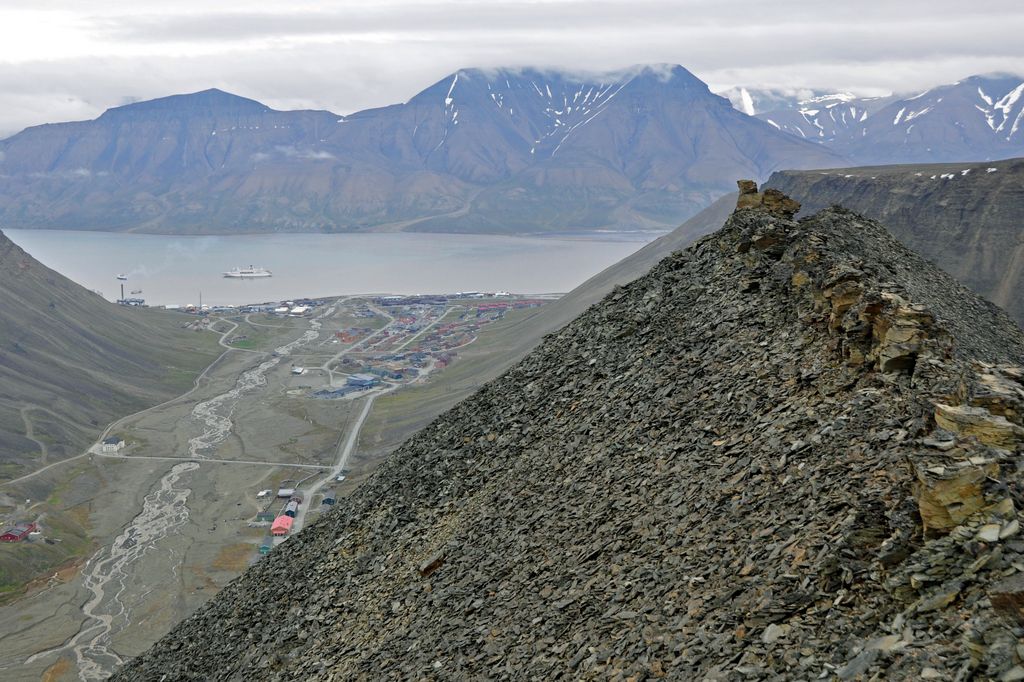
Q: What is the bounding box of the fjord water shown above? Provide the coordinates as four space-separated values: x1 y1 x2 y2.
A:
4 230 655 306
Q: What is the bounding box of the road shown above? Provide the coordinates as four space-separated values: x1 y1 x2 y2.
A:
319 302 396 385
290 388 388 534
212 318 265 354
93 451 325 470
393 305 457 352
8 304 341 679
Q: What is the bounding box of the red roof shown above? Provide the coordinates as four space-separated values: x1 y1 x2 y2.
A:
271 516 294 535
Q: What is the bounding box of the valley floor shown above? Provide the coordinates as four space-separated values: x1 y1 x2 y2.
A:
0 294 548 681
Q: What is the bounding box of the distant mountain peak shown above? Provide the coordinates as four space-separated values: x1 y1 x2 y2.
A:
99 88 271 120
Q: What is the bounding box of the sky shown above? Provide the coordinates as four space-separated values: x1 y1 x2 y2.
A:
0 0 1022 136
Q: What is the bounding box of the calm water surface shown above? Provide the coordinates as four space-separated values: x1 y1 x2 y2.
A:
5 230 655 306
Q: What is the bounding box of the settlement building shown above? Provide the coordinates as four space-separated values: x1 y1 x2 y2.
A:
101 436 125 453
347 374 381 388
271 516 293 536
0 521 37 542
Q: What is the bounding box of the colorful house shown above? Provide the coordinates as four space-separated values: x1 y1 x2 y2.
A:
271 515 293 536
0 521 37 542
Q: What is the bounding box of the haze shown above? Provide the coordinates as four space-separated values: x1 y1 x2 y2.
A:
0 0 1021 136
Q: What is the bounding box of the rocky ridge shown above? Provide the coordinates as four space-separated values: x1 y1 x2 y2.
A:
766 157 1024 324
117 188 1024 680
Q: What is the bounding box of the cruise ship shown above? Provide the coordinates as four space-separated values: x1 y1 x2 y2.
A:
223 265 272 279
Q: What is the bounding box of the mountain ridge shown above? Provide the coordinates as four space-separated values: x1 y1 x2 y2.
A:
113 193 1024 680
765 156 1024 324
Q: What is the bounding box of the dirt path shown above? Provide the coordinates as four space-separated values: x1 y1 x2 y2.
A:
1 340 233 490
290 389 386 534
20 406 53 464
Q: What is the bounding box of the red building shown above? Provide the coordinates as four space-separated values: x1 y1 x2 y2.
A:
0 521 37 542
271 515 293 536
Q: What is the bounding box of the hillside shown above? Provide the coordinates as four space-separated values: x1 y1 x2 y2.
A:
0 230 219 479
766 157 1024 323
0 66 841 235
116 191 1024 680
358 194 738 464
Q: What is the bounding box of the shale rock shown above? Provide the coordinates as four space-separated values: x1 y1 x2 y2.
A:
735 179 801 218
115 195 1024 681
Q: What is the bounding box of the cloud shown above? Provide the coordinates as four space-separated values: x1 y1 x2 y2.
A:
27 167 93 179
0 2 1021 134
274 146 336 160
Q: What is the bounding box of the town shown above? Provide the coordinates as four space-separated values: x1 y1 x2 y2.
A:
0 290 551 569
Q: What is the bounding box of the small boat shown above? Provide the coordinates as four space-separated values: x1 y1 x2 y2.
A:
224 265 272 279
116 274 128 281
130 289 143 295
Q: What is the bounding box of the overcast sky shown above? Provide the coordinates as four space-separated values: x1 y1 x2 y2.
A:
0 0 1021 136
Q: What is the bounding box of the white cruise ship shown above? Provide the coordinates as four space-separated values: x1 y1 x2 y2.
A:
223 265 272 279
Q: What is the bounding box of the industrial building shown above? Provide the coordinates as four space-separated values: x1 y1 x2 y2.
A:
347 373 380 388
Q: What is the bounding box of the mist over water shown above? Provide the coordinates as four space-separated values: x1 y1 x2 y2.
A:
5 230 656 306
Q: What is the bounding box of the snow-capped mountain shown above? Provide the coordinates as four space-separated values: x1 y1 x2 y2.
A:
831 74 1024 164
0 65 842 234
755 93 896 144
729 74 1024 164
718 86 836 116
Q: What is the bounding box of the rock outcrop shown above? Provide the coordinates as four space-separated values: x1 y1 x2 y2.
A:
766 157 1024 324
735 179 801 218
115 194 1024 681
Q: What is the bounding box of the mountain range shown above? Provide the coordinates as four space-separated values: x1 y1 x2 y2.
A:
0 65 843 235
738 74 1024 165
2 66 1022 236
